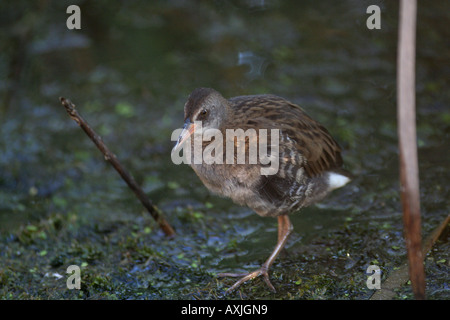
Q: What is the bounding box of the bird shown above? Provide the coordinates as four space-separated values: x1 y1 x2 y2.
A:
172 87 351 293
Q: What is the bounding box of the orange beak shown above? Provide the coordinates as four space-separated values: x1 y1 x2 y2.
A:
173 120 196 152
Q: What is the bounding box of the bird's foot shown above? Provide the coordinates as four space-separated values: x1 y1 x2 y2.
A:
218 265 276 294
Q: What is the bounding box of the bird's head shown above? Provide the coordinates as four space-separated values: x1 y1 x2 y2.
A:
173 88 229 151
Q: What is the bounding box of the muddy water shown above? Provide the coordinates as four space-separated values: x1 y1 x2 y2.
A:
0 1 448 299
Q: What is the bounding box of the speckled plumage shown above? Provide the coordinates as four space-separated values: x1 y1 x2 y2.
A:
182 88 350 217
175 87 351 293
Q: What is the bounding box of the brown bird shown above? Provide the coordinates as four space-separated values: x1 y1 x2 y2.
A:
173 87 351 293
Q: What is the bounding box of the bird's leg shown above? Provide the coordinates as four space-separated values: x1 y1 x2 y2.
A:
218 214 293 293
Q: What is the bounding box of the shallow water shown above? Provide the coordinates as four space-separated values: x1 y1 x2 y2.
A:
0 1 448 299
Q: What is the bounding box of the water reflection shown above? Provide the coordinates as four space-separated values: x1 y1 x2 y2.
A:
238 51 269 79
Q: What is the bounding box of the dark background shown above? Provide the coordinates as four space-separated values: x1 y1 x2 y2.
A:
0 0 448 299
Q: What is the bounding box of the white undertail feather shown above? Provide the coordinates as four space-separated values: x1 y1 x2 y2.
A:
327 172 351 191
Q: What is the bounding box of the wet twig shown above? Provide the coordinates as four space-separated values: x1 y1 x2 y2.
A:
396 0 425 299
421 214 449 256
60 97 175 238
370 214 449 300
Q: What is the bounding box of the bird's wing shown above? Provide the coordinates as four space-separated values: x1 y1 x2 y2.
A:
228 95 343 178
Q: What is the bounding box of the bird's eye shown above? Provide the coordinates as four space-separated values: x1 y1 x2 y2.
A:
200 109 208 116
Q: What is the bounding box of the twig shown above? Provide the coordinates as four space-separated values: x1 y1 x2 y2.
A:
421 214 449 256
397 0 425 299
370 214 449 300
60 97 175 238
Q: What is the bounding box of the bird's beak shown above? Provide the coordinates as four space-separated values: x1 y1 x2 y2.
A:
173 120 196 152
